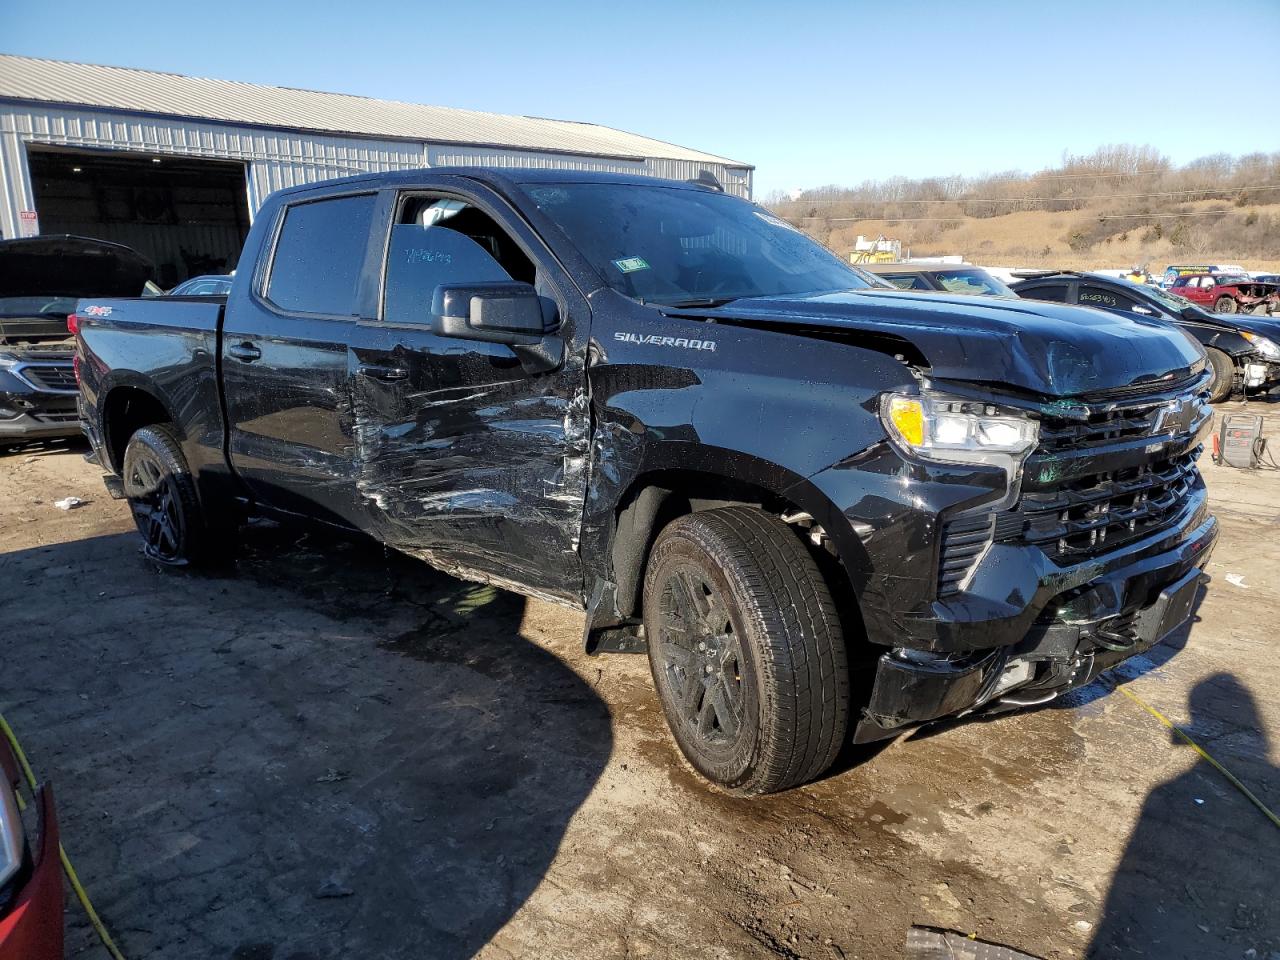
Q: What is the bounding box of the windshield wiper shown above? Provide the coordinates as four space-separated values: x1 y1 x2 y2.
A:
654 296 743 309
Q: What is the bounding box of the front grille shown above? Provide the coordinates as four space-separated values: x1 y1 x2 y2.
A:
936 384 1209 595
19 363 77 392
1036 398 1172 454
1005 450 1200 562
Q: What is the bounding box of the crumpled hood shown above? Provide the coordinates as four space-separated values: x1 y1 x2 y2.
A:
681 289 1205 397
0 235 154 300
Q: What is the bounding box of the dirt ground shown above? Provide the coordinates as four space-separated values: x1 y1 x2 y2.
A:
2 404 1279 960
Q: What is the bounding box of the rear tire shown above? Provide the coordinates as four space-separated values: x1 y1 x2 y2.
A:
1214 295 1238 314
642 507 849 795
121 425 225 566
1206 349 1236 403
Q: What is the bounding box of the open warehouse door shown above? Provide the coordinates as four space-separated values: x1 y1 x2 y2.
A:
25 146 251 289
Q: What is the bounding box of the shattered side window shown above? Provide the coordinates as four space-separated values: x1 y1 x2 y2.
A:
382 197 536 325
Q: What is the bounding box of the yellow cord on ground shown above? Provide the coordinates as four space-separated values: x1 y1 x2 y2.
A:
0 711 129 960
1115 683 1280 831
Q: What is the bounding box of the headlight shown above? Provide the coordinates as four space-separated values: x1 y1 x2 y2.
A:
0 781 23 888
1241 332 1280 360
881 392 1039 467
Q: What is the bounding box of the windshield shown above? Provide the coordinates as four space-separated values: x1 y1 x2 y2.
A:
526 183 877 305
931 268 1014 297
1129 278 1209 317
0 295 77 318
1213 274 1251 285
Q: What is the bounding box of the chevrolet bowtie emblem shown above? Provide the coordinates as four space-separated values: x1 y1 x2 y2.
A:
1154 398 1194 435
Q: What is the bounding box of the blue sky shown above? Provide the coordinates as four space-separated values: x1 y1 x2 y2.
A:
6 0 1279 196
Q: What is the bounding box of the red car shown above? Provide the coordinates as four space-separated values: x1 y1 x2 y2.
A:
0 735 62 960
1167 272 1280 314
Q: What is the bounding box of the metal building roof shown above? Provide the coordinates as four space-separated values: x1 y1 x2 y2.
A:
0 55 750 168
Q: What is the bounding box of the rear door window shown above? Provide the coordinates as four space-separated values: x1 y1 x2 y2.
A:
1078 285 1140 312
1021 283 1068 302
266 193 377 316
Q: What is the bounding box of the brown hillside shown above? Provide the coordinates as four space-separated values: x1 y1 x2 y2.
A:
768 146 1280 273
824 200 1280 272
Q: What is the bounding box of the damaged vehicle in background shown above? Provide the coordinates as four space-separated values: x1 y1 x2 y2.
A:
1011 270 1280 403
0 235 155 451
75 170 1217 795
1164 272 1279 315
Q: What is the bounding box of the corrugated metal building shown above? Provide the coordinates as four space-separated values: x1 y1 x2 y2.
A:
0 55 752 285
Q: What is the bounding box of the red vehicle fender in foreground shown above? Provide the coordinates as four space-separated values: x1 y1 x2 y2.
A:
0 785 64 960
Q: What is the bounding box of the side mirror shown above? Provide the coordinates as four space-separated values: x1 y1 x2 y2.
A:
431 281 546 344
430 281 564 373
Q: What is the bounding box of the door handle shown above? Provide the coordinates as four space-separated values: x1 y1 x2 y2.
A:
357 363 409 382
227 342 262 363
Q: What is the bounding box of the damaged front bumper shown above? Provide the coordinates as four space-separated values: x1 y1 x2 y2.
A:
802 376 1220 743
1242 358 1280 392
852 489 1218 743
0 351 81 443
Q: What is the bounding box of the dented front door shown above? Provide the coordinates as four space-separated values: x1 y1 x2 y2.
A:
348 185 591 604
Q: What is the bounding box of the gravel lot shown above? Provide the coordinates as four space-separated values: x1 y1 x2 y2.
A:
2 404 1278 960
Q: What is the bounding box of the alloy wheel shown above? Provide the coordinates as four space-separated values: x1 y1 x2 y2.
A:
127 450 185 562
656 565 746 750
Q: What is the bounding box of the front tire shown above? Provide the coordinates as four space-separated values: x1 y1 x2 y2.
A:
1206 348 1236 403
121 425 221 566
643 507 849 795
1214 295 1238 314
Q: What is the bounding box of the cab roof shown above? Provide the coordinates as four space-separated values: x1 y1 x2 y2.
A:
270 166 733 202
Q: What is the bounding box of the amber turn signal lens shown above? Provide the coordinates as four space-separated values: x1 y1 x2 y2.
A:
887 396 925 447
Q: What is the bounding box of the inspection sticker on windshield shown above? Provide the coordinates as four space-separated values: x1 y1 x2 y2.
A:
612 257 650 273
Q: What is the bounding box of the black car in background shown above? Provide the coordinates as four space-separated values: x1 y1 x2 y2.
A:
0 235 155 448
1011 271 1280 403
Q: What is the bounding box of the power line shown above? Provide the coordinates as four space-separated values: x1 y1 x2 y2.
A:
787 208 1256 223
1095 210 1259 220
770 184 1280 206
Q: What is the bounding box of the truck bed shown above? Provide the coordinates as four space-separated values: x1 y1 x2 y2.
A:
75 295 228 478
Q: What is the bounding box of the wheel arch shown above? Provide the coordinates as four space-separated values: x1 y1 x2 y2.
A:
99 379 180 474
603 449 872 638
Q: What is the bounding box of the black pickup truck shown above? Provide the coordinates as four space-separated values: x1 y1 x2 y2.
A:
75 169 1218 794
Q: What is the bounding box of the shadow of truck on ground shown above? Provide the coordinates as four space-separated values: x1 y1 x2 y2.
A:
0 525 612 959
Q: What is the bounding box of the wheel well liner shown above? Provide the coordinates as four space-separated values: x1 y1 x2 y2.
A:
609 468 866 624
102 386 174 473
